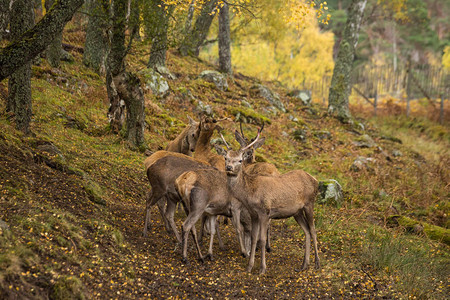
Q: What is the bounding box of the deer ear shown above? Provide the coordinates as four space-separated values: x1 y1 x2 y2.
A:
252 137 266 150
242 149 254 162
234 130 247 147
214 144 227 157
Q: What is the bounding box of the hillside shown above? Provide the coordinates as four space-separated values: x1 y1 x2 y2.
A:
0 35 449 299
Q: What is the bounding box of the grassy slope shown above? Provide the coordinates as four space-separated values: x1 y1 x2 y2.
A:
0 35 449 299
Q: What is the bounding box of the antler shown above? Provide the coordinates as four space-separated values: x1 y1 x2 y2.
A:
220 132 231 150
242 129 261 152
239 121 248 143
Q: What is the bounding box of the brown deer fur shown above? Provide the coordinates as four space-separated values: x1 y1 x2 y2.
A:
217 132 320 274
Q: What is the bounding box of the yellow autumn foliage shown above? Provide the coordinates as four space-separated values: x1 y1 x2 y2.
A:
443 46 450 71
200 0 334 88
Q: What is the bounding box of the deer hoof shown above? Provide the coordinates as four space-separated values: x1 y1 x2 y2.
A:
266 246 271 253
315 261 321 269
197 256 205 264
204 253 214 261
241 252 247 258
181 257 189 265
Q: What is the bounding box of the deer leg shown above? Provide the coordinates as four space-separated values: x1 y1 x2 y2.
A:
231 208 247 257
215 216 225 250
156 197 171 234
205 216 216 260
164 200 182 243
304 203 320 269
266 221 271 253
199 214 207 242
259 215 270 275
181 188 207 264
247 215 260 273
294 212 311 271
143 190 152 237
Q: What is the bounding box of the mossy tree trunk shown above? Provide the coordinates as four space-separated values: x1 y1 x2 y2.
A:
218 2 232 75
0 0 85 81
83 0 108 74
327 0 367 123
45 0 64 68
179 0 218 57
146 0 172 69
7 0 34 134
183 0 196 34
0 0 11 41
107 0 145 148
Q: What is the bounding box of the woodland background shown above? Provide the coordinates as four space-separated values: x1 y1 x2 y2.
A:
0 0 449 299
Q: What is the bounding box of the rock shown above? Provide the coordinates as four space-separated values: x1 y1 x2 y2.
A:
352 134 376 148
60 49 74 62
380 135 402 144
288 89 311 106
378 189 388 199
292 129 307 142
141 68 170 97
281 131 289 138
392 150 402 157
288 115 299 122
250 84 286 112
318 179 343 206
199 70 228 91
37 143 63 157
155 65 176 80
0 219 9 231
314 130 331 140
196 100 213 116
241 99 252 108
350 156 376 172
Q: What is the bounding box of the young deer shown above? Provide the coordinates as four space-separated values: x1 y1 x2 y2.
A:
217 130 320 274
166 116 200 156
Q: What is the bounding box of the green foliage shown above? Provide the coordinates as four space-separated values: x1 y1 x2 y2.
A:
51 276 85 300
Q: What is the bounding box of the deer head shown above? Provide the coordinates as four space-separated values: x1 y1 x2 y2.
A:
183 116 201 153
215 128 264 176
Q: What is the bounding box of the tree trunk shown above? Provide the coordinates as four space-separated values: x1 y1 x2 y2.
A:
218 2 232 75
83 0 108 74
0 0 11 41
328 0 367 123
45 0 63 68
147 0 171 69
179 0 218 57
7 0 34 134
107 0 145 148
0 0 85 81
183 0 196 34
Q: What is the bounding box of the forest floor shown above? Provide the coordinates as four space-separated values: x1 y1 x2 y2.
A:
0 26 449 299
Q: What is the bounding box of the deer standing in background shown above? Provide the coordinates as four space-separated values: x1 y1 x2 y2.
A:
217 130 320 274
166 115 200 156
142 115 201 237
143 117 229 240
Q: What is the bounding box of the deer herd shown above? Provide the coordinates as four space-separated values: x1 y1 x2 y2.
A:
142 115 320 274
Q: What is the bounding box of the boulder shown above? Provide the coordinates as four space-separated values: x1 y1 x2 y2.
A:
0 219 9 231
196 100 213 116
141 68 170 97
318 179 343 206
250 84 286 112
353 134 376 148
350 156 376 172
392 150 403 157
155 65 176 80
288 89 311 106
199 70 228 91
